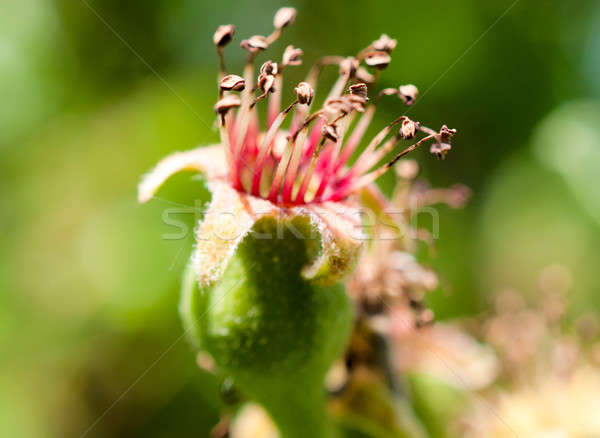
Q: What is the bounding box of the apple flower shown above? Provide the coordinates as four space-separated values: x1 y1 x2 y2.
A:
138 8 454 289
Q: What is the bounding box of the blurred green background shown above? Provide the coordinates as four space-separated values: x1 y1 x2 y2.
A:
2 0 600 436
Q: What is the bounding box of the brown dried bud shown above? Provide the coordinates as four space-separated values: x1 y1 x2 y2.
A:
355 67 375 83
241 35 268 52
260 60 278 76
339 57 359 77
400 118 418 140
214 95 241 114
430 142 451 159
349 83 368 99
398 84 418 105
274 7 297 29
213 25 235 47
294 82 314 105
364 51 391 69
219 74 245 91
282 45 303 66
346 94 367 113
257 73 275 93
321 124 339 142
372 34 397 53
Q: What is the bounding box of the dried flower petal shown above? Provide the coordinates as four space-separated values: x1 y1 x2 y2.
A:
219 74 245 91
138 145 227 203
213 24 235 47
273 7 297 29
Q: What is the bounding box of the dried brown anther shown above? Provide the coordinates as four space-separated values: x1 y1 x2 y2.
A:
214 95 241 114
219 74 245 91
257 73 276 93
439 125 456 142
321 124 339 142
364 51 391 69
349 83 369 99
347 94 367 113
400 118 418 140
372 34 397 52
398 84 418 106
324 97 351 115
294 82 314 105
260 60 278 76
213 25 235 47
273 7 297 29
241 35 268 53
282 45 303 67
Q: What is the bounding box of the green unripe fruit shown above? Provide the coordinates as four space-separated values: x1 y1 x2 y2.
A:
181 216 354 438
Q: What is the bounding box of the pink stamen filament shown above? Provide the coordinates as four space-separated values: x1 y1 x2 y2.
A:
267 136 296 202
328 134 436 201
268 74 283 127
342 116 404 181
336 104 376 171
314 115 353 201
282 127 310 203
250 100 298 196
212 17 452 207
294 137 327 203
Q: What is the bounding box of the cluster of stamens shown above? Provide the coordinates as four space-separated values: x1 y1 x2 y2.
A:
213 7 455 206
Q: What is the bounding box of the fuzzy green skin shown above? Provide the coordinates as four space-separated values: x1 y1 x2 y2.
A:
182 216 354 438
